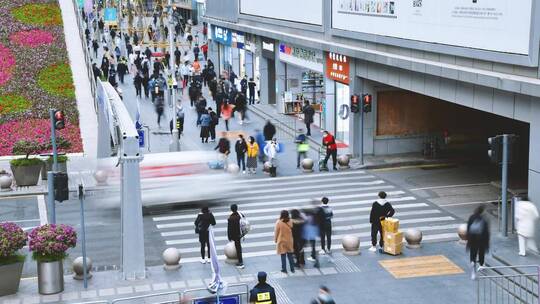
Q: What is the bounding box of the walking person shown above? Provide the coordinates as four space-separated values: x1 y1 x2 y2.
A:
235 92 247 124
208 108 218 142
249 272 277 304
92 39 99 58
264 138 280 177
108 65 117 87
221 102 235 131
246 136 259 174
369 191 395 252
263 120 276 141
311 286 336 304
274 210 295 274
291 209 306 268
142 74 150 99
303 100 315 136
194 206 216 264
199 109 211 143
317 197 333 254
303 209 320 268
248 78 257 105
322 131 338 171
227 204 245 269
467 206 490 280
214 136 230 169
155 95 165 128
117 57 128 84
134 72 143 98
295 130 309 169
235 134 247 174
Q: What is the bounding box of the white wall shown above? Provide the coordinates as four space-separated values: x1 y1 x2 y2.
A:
240 0 323 25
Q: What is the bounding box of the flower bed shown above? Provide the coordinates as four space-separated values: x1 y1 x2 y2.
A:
38 63 75 99
28 224 77 262
0 0 82 156
10 29 55 47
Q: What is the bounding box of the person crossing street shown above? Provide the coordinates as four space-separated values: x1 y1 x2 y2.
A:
369 191 395 252
227 204 245 269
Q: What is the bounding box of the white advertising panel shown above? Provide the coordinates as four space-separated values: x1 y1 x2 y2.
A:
240 0 323 25
332 0 533 55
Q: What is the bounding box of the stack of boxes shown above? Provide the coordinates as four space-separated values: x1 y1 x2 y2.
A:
382 218 402 255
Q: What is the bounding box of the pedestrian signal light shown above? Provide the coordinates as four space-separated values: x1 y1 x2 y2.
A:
53 110 65 130
362 94 372 113
350 94 360 113
487 136 502 164
53 172 69 202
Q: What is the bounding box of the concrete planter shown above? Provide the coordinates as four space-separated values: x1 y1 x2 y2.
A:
42 162 67 180
0 261 24 296
11 164 42 187
37 260 64 295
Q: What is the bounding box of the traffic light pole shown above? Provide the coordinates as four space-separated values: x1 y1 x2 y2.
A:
49 109 59 172
501 134 509 237
47 172 56 224
168 0 180 152
359 106 364 166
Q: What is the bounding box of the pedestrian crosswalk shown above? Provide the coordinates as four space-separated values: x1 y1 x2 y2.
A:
150 170 462 263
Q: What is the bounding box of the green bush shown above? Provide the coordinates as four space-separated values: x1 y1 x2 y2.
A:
46 155 68 163
10 158 43 167
11 140 43 159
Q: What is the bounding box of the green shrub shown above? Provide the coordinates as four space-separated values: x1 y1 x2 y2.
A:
46 155 68 163
10 158 43 167
11 140 44 159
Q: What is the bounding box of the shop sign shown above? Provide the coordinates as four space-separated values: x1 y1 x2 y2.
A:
279 43 323 73
326 52 350 84
262 38 275 59
232 31 245 49
212 25 232 46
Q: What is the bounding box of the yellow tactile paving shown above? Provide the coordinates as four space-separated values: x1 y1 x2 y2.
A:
379 255 464 279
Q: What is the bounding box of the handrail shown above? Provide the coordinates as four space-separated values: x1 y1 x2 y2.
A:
477 264 539 304
110 291 180 303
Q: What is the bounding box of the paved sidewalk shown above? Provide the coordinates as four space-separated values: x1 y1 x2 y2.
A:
0 241 476 304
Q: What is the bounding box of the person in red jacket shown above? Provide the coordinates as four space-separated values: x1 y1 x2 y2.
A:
322 131 338 170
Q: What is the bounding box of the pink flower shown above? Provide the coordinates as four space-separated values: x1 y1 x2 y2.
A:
10 29 55 47
0 43 15 86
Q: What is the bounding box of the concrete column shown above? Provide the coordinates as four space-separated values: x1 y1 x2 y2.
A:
275 49 286 109
325 78 336 135
259 56 269 104
208 40 219 72
348 60 364 158
529 100 540 206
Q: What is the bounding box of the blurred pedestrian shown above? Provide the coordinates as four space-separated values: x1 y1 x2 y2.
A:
246 136 259 174
240 76 248 95
194 206 216 264
467 205 490 280
199 109 211 143
295 130 309 169
108 65 117 87
249 272 277 304
311 286 336 304
235 92 248 124
255 129 266 164
275 210 295 274
221 102 235 131
155 95 165 128
291 209 306 268
227 204 245 269
317 197 333 254
322 131 337 171
516 200 539 256
263 120 276 141
303 208 320 268
214 136 230 168
369 191 395 253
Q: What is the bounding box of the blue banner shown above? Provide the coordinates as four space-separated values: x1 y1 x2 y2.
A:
137 129 145 148
193 295 240 304
212 25 232 46
104 8 117 22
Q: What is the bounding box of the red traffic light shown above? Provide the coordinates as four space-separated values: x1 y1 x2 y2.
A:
54 110 65 130
362 94 372 113
350 94 360 113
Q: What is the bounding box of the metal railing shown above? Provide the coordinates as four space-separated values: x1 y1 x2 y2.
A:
477 265 540 304
70 0 99 112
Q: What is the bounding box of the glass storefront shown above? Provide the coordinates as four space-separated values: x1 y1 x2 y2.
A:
335 82 350 145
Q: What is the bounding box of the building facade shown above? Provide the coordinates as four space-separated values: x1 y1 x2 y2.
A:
203 0 540 205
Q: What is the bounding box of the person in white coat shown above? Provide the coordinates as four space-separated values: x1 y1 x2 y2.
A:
515 200 539 256
264 138 280 177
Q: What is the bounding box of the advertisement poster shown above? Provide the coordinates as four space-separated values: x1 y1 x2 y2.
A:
240 0 323 25
332 0 533 55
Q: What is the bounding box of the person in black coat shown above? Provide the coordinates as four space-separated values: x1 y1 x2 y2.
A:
194 206 216 263
249 272 277 304
227 204 244 268
467 205 490 280
291 209 305 268
92 63 102 80
302 100 315 136
235 134 247 173
117 58 128 84
92 39 99 58
235 92 247 123
263 120 276 141
133 73 143 98
369 191 395 252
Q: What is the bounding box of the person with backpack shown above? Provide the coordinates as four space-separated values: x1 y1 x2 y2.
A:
291 209 306 268
295 130 310 169
208 108 218 142
274 210 295 274
227 204 245 269
317 197 333 254
246 136 259 175
235 134 248 174
194 206 216 264
369 191 395 252
467 205 490 280
199 109 211 143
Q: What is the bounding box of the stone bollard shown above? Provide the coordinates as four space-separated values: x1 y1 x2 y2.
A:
341 235 360 256
227 163 240 174
301 158 314 173
163 248 181 270
93 170 108 186
72 257 93 280
0 172 13 192
458 224 468 245
405 229 422 249
337 155 350 169
224 242 238 264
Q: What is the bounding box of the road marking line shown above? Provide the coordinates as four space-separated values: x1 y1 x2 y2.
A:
438 200 499 207
230 170 366 183
410 183 491 191
153 195 414 221
229 174 376 188
236 180 386 196
37 195 48 225
372 163 456 172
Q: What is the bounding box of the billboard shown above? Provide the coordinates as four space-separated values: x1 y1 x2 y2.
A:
332 0 533 55
240 0 323 25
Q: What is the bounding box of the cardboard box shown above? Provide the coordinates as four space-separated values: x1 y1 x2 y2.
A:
384 231 403 245
382 218 399 233
384 242 403 256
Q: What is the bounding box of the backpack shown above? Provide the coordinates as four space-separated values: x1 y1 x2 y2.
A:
194 215 204 234
468 218 484 237
239 212 251 237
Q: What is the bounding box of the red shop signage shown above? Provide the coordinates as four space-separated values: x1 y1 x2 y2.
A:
326 52 350 84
